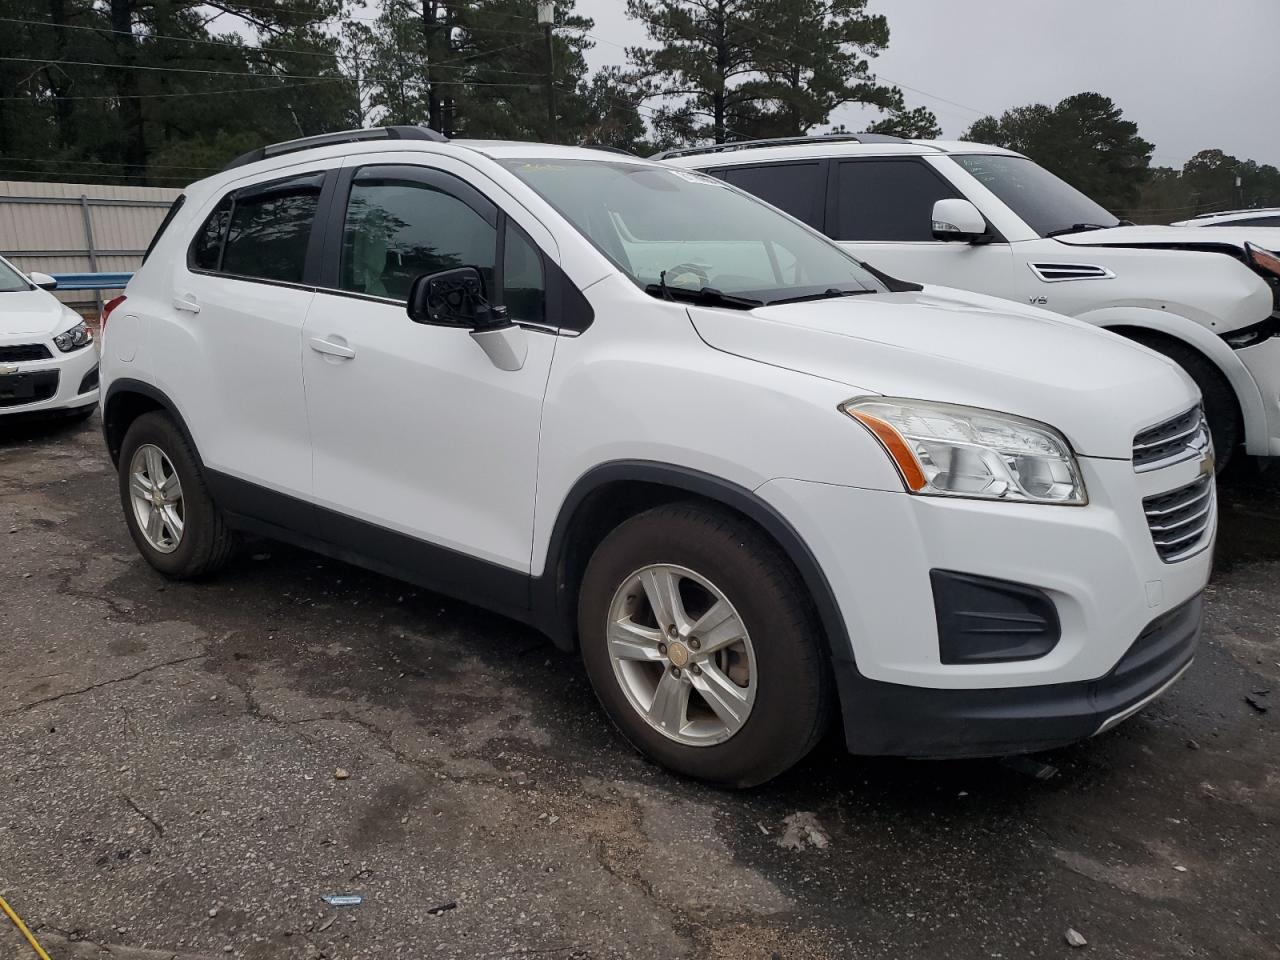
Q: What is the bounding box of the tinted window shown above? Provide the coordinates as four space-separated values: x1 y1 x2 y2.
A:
951 154 1119 238
835 159 960 241
190 195 232 272
340 176 497 302
221 177 321 283
721 162 826 229
503 223 545 324
1208 216 1280 227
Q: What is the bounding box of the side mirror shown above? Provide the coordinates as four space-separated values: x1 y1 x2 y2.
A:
406 266 508 330
29 272 58 291
931 199 989 243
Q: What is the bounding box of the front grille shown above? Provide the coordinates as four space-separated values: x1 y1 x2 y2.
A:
0 369 59 407
0 343 52 362
1143 474 1214 563
1133 405 1209 471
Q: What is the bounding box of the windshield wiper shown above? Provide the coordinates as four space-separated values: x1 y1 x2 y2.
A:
766 287 876 306
1045 222 1116 238
642 282 762 310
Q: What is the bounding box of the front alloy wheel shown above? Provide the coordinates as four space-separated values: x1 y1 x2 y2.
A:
607 563 757 746
578 502 831 787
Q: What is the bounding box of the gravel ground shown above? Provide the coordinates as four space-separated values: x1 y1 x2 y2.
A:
0 414 1276 960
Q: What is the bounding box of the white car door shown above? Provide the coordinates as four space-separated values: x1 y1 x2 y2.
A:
152 168 326 511
826 157 1017 294
301 156 559 599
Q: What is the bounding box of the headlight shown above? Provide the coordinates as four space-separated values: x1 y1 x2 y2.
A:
53 319 93 353
841 398 1087 505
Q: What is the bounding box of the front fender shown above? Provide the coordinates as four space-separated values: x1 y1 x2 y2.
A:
1083 306 1268 455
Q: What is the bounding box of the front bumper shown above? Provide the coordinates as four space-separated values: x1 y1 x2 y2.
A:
756 452 1214 757
0 341 99 416
835 594 1201 757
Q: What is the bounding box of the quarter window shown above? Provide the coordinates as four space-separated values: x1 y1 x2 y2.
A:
340 176 497 303
720 162 826 229
190 195 231 272
835 159 961 242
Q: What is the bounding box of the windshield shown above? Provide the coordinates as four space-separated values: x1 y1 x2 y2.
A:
500 159 884 303
951 154 1120 238
0 258 30 293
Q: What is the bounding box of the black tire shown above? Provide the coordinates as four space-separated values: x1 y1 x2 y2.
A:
577 502 831 788
117 411 236 578
1127 332 1242 473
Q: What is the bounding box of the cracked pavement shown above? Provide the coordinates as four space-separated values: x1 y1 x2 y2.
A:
0 414 1277 960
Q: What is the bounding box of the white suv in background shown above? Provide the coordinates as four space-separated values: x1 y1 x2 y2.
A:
101 127 1213 786
0 254 99 419
662 136 1280 470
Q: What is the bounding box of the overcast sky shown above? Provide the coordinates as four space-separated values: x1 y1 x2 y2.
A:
573 0 1279 168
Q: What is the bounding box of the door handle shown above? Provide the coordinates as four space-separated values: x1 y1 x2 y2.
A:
309 337 356 360
172 295 201 314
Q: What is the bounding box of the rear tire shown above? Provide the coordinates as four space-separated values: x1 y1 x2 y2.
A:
1127 333 1241 473
577 502 830 788
117 411 235 578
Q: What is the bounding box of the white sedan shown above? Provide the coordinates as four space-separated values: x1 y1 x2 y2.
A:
0 255 99 419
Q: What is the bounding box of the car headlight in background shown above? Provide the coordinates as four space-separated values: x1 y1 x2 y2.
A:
842 398 1087 505
53 317 93 353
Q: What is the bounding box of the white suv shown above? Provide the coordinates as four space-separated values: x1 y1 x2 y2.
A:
101 127 1214 786
662 136 1280 470
0 254 99 419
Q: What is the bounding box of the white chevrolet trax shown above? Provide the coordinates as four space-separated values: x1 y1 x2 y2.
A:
100 127 1215 787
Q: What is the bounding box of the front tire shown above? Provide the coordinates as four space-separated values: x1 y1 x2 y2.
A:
578 502 830 788
117 411 235 578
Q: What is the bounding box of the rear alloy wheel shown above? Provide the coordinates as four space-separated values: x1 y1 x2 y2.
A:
117 411 236 578
128 443 185 554
579 503 830 787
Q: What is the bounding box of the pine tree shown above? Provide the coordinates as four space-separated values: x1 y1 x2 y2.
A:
624 0 907 145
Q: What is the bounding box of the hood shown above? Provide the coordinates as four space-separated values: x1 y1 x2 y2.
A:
1055 223 1280 255
688 287 1198 460
0 287 68 337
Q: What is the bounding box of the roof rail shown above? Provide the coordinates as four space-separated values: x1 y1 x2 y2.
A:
222 125 448 172
650 132 908 161
1191 207 1278 219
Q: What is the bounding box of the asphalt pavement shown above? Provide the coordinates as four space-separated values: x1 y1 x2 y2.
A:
1 414 1276 960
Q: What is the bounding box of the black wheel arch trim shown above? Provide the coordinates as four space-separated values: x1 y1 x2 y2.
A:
102 378 204 469
532 460 857 670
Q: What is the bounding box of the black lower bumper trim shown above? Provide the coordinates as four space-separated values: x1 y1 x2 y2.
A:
838 593 1203 758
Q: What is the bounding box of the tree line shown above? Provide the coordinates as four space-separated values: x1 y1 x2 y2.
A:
1 0 1277 222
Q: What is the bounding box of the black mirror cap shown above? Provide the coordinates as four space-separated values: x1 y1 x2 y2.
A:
406 266 508 329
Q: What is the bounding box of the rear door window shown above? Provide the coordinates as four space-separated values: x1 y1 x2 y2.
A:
189 173 323 283
720 162 827 230
834 159 961 242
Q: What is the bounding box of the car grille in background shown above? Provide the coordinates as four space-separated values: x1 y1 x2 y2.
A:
1143 474 1214 563
0 369 58 407
1133 405 1210 472
0 343 52 362
1028 263 1115 282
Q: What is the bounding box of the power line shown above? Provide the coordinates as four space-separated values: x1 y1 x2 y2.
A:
0 79 338 102
0 16 544 75
0 56 543 86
